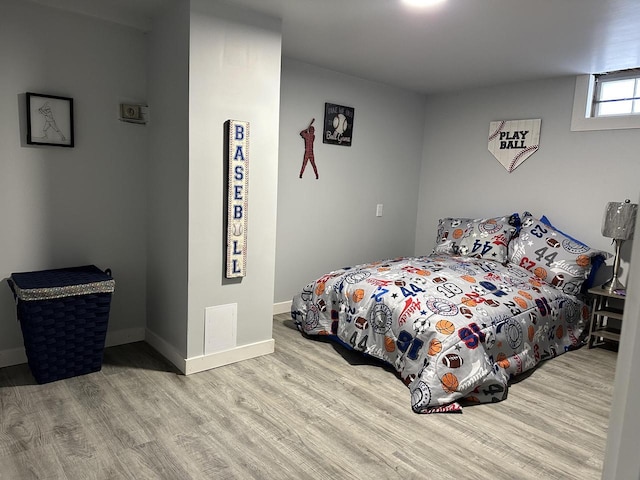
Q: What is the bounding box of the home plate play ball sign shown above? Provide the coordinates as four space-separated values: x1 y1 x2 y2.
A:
488 119 541 173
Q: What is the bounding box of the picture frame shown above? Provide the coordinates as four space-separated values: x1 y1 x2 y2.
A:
323 102 354 146
26 92 74 147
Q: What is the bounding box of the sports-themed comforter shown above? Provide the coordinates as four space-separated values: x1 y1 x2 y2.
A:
291 254 588 413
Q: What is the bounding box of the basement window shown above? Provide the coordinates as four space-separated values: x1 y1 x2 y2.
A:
571 68 640 131
592 69 640 117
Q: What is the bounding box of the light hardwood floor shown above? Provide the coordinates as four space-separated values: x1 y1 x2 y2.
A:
0 314 616 479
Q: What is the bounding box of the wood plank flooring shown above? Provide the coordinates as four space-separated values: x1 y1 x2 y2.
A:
0 314 616 479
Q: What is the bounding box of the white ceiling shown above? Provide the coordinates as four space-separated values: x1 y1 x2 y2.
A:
32 0 640 94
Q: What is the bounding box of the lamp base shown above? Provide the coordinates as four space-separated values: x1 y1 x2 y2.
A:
602 237 626 294
602 277 625 294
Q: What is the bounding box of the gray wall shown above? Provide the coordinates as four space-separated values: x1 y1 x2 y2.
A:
146 0 190 358
186 0 282 357
146 0 282 364
0 0 148 365
274 59 426 303
416 76 640 285
0 0 282 370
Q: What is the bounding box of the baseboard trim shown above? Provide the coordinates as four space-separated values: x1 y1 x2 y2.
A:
144 327 187 374
0 326 147 369
184 339 275 375
0 326 275 374
106 327 146 347
0 347 27 369
273 300 292 315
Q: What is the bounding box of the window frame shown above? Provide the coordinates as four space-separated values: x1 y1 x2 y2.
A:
592 69 640 117
571 73 640 131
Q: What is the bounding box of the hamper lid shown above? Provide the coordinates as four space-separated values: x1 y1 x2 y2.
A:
9 265 115 301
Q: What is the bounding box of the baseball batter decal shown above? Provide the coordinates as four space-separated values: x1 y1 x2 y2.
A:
225 120 249 278
488 119 541 173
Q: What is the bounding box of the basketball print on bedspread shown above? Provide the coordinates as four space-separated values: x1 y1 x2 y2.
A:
290 254 589 413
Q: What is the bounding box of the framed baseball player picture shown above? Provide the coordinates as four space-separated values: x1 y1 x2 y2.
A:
323 102 354 146
26 92 74 147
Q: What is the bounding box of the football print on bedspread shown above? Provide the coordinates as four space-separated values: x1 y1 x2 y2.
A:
290 254 588 413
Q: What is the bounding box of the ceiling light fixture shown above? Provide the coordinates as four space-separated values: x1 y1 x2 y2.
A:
402 0 446 7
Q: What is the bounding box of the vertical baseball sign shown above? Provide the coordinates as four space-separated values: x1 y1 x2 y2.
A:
225 120 249 278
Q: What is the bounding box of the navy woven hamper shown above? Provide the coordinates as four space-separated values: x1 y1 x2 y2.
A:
7 265 115 384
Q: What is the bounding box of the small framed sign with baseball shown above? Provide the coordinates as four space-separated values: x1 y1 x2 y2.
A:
323 102 354 146
488 119 541 173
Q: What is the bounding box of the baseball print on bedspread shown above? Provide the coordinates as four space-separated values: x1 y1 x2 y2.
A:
291 254 588 413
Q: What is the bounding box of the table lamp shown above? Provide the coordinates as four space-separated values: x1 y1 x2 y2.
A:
601 199 638 293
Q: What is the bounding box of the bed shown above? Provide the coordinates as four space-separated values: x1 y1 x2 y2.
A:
291 212 607 413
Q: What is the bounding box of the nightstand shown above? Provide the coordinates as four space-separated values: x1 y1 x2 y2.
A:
587 286 626 348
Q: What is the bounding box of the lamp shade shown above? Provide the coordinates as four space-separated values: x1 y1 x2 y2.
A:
601 199 638 240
